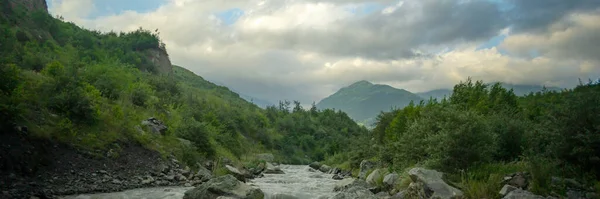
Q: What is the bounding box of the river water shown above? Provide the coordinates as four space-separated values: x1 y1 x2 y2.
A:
62 165 338 199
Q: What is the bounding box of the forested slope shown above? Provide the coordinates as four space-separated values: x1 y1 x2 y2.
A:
0 0 367 174
325 78 600 198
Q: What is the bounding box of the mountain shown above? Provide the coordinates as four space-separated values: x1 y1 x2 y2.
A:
210 81 274 108
316 80 423 125
417 83 564 100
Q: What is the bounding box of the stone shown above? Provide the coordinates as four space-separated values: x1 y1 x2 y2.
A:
507 174 528 189
141 117 168 135
166 175 175 181
499 184 517 196
195 166 213 182
359 160 376 179
264 162 285 174
366 169 384 186
332 174 344 180
331 186 377 199
383 173 400 189
319 164 332 173
184 183 192 187
183 175 264 199
176 174 188 182
225 165 247 182
141 176 155 185
408 168 464 199
334 178 369 192
309 162 322 170
502 189 545 199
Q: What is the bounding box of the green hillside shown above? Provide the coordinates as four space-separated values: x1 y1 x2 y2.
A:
0 0 367 170
316 80 423 125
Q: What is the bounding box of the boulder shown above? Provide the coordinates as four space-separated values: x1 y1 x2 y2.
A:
408 168 464 199
141 117 168 135
195 166 213 182
332 174 344 180
503 172 529 189
264 163 285 174
383 173 400 189
502 189 545 199
366 169 384 186
225 165 247 182
499 184 517 196
183 175 264 199
334 178 369 192
309 162 322 170
359 160 376 179
331 186 377 199
319 165 332 173
256 153 275 162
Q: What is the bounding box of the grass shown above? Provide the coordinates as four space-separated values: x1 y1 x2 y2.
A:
452 161 528 199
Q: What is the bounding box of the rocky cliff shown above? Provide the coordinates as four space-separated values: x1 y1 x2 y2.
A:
7 0 47 12
145 47 173 75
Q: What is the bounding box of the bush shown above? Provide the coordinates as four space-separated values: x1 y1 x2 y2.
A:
176 120 217 158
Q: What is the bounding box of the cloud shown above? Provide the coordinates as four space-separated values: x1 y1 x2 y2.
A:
47 0 600 104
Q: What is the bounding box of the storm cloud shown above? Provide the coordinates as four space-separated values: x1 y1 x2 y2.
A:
49 0 600 105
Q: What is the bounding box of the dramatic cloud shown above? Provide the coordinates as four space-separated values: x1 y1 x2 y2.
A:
48 0 600 105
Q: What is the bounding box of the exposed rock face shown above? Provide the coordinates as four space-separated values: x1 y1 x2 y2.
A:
183 175 264 199
407 168 464 199
144 48 172 75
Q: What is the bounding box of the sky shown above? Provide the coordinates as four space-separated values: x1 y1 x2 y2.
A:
47 0 600 105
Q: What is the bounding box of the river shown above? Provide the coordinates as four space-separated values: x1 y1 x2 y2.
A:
62 165 339 199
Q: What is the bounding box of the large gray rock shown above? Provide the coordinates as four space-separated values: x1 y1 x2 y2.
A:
264 163 285 174
359 160 376 179
319 165 332 173
309 162 322 170
183 175 264 199
331 186 377 199
334 178 369 192
499 184 517 196
408 168 463 199
141 117 168 135
366 169 384 186
225 165 247 182
383 173 400 189
502 189 545 199
256 153 275 162
195 166 213 182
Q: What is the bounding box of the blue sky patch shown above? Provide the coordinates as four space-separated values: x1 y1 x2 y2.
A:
48 0 166 18
476 34 507 50
343 2 386 16
215 8 245 26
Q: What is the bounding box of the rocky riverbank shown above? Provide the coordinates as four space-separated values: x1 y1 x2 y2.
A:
0 132 206 199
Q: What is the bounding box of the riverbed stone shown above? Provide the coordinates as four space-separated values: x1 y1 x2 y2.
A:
502 189 545 199
264 162 285 174
225 165 247 182
331 186 377 199
319 165 332 173
195 166 213 182
408 168 463 199
359 160 376 179
270 193 299 199
183 175 264 199
309 162 322 170
383 173 400 189
366 169 384 186
334 178 369 192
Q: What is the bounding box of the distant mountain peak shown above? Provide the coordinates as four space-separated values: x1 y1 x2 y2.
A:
349 80 373 87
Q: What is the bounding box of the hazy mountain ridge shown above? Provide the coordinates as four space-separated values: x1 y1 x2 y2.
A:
318 80 566 127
